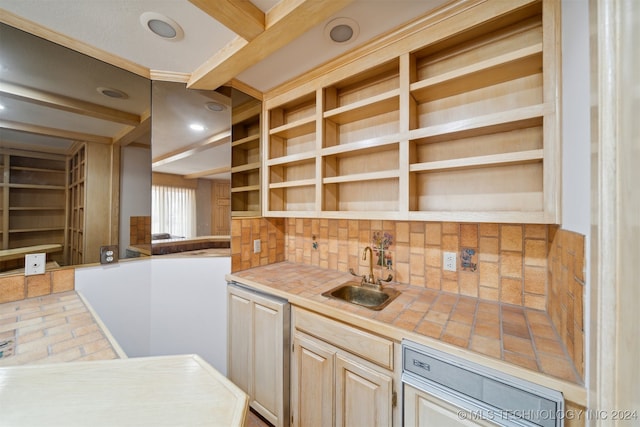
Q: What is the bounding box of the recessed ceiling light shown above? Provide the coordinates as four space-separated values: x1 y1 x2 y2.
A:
205 101 226 112
189 123 205 131
97 87 129 99
324 18 359 44
140 12 184 41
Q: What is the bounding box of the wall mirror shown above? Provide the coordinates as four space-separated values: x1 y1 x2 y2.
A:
0 22 151 274
147 81 232 256
147 83 262 256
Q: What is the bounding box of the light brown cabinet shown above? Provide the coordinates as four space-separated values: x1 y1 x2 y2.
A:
227 284 289 427
290 307 396 427
263 0 560 223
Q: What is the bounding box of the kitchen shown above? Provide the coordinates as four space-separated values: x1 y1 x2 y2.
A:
0 0 638 426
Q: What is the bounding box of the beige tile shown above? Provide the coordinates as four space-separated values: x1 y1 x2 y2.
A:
500 252 523 278
459 272 478 298
442 234 459 251
479 262 499 288
460 224 478 248
524 224 547 239
425 247 440 267
52 269 75 293
479 223 499 237
503 351 538 371
444 321 472 340
470 335 502 358
441 333 468 348
395 222 409 243
415 320 443 338
500 278 523 305
503 334 535 358
26 275 51 298
524 239 547 267
409 232 425 253
442 222 458 235
478 286 499 302
425 222 441 246
524 294 546 310
537 353 580 383
500 225 523 252
425 267 442 290
479 237 499 262
473 322 501 340
0 276 25 304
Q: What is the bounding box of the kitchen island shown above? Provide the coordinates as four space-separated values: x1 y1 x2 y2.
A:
0 354 248 427
0 291 248 426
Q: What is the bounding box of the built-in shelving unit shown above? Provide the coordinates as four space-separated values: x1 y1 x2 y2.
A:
231 99 262 217
0 149 67 266
263 0 560 223
67 144 86 265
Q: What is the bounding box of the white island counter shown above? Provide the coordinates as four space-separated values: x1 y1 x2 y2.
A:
0 354 248 426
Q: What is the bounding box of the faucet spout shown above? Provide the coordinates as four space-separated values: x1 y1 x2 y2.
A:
362 246 375 284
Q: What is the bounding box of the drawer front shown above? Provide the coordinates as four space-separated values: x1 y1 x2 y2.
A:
293 307 394 370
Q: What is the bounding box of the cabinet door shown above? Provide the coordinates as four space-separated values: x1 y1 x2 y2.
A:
404 384 496 427
335 353 393 427
227 290 252 394
291 333 334 427
252 297 286 426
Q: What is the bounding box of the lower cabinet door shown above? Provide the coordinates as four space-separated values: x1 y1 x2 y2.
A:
335 353 393 427
404 384 497 427
291 333 334 427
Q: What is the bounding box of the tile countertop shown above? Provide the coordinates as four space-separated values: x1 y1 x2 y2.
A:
227 261 587 406
0 291 126 366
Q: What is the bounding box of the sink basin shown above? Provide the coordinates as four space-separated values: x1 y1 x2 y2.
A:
321 281 401 311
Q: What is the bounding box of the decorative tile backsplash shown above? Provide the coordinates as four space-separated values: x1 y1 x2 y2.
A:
283 219 554 310
0 268 75 304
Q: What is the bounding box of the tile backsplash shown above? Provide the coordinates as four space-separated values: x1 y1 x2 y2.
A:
283 219 553 310
0 268 75 304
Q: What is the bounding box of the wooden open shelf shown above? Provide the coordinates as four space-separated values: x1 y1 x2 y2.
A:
0 150 67 266
262 0 560 223
232 99 262 217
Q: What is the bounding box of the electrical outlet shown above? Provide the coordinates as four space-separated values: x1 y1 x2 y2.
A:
100 245 118 264
25 253 46 276
253 239 261 254
443 251 457 272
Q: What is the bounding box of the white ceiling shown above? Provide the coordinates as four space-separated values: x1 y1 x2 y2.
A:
0 0 447 179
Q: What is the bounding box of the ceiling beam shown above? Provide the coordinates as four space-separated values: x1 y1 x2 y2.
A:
183 165 231 180
0 119 112 144
152 130 231 168
115 115 151 147
0 82 141 126
187 0 354 90
189 0 265 41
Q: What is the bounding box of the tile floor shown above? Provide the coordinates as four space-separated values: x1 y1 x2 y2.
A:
244 408 272 427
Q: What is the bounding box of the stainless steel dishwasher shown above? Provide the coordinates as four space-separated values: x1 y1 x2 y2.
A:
402 339 564 427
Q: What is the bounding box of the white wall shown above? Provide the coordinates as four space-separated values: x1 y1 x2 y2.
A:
119 145 151 259
149 256 230 375
561 0 591 235
561 0 591 391
75 256 230 374
75 259 152 357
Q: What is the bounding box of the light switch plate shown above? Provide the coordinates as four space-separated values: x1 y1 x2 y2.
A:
25 253 46 276
253 239 261 254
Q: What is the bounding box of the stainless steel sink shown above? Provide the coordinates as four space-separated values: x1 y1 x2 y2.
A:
321 281 400 311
